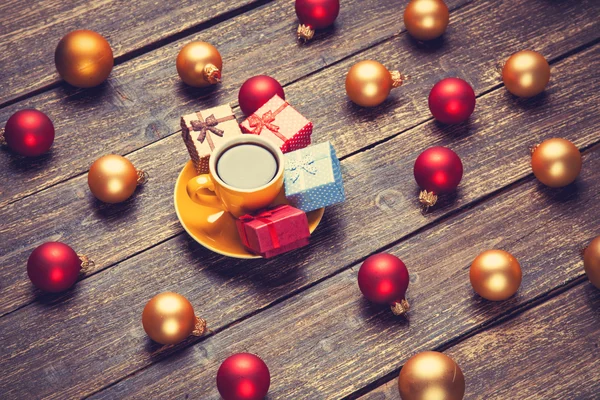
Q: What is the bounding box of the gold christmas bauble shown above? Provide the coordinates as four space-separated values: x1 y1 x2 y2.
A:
403 0 449 41
531 138 581 188
470 249 522 301
88 155 142 203
398 351 465 400
345 60 403 107
55 30 114 88
142 292 200 345
584 236 600 289
502 50 550 97
176 41 222 87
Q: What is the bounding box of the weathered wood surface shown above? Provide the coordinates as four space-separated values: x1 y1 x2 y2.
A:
0 0 458 206
0 35 598 321
89 148 600 399
1 0 598 207
360 283 600 399
1 49 599 398
1 0 599 398
0 0 265 105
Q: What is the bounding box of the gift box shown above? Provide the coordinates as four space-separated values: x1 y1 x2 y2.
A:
240 95 312 153
181 105 242 175
284 141 345 212
236 205 310 258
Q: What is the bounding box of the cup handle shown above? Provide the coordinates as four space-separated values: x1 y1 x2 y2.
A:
186 175 223 210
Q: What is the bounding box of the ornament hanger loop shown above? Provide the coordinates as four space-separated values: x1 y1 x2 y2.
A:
529 143 540 155
390 71 408 88
419 190 438 212
495 60 505 78
192 316 208 336
297 24 315 41
391 299 410 316
136 169 149 185
204 64 221 84
78 254 95 273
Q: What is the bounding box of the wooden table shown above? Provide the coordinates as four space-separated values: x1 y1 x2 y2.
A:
1 0 599 398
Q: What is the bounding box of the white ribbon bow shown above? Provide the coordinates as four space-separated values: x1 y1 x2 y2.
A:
286 155 317 183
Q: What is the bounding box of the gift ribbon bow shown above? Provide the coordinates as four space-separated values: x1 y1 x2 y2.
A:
247 102 289 142
285 155 317 183
190 112 236 150
238 205 289 250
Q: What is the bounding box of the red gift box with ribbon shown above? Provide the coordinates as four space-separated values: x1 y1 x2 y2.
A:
235 205 310 258
240 95 312 153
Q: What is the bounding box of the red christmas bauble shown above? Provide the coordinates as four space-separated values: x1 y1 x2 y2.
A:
414 146 463 194
295 0 340 29
358 253 410 315
238 75 285 115
428 78 475 124
3 109 55 156
27 242 82 292
217 353 270 400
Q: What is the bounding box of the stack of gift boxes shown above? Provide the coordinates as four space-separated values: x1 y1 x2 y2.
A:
181 94 345 258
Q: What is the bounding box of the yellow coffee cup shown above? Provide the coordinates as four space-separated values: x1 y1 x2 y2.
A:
186 135 285 218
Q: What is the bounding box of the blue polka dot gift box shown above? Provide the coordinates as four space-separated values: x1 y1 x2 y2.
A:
284 141 345 212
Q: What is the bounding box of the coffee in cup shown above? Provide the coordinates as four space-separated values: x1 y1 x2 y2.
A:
216 143 278 190
186 135 285 218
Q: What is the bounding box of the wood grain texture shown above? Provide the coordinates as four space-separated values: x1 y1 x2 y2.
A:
1 46 598 398
89 148 600 399
0 0 264 105
360 283 600 400
0 0 458 206
3 0 598 207
0 34 598 319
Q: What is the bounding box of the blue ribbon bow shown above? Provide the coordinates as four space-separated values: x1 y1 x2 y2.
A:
286 155 318 183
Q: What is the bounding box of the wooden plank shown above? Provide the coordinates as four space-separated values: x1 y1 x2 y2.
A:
89 148 600 399
0 0 264 105
1 45 599 398
0 0 464 205
0 27 598 318
359 283 600 400
2 0 598 206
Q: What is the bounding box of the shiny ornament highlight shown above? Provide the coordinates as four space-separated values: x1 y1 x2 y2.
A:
27 242 91 292
398 351 465 400
55 30 114 88
295 0 340 40
502 50 550 98
176 41 222 87
428 78 475 124
2 109 54 156
470 249 522 301
531 138 581 188
142 292 206 345
345 60 405 107
358 253 410 315
414 146 463 208
584 235 600 289
217 353 271 400
88 154 145 203
238 75 285 115
403 0 449 41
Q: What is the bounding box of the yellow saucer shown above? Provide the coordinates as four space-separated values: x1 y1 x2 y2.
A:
174 161 325 259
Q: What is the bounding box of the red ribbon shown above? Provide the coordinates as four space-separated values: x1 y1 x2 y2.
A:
238 205 288 250
246 102 289 143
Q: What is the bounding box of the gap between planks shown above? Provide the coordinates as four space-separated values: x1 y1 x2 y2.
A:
81 142 600 398
0 0 276 110
2 33 598 211
343 275 590 399
1 41 599 322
